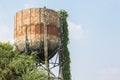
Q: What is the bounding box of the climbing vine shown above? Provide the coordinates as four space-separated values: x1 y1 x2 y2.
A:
58 10 71 80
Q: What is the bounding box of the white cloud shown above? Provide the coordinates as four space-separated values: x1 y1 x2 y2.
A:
68 20 86 43
68 21 87 80
98 67 120 80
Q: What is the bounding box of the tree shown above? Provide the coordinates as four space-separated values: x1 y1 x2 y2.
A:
58 10 71 80
0 42 47 80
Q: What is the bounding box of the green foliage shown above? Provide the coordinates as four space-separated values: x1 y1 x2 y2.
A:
58 10 71 80
0 42 47 80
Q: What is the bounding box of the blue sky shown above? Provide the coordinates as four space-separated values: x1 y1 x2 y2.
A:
0 0 120 80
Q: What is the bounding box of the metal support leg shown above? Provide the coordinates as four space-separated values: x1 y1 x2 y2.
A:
44 6 50 80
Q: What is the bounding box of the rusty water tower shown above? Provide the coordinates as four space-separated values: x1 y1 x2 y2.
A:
14 7 64 80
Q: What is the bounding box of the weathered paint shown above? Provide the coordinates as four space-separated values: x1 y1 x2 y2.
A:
14 8 61 60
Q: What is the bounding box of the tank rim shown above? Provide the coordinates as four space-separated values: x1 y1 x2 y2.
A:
15 7 58 15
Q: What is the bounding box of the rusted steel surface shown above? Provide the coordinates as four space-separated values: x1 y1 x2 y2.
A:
14 8 61 60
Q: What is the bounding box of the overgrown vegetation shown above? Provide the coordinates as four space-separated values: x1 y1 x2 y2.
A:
0 42 47 80
58 10 71 80
0 10 71 80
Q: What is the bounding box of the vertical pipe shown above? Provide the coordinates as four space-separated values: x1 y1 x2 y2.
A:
43 7 50 80
25 25 28 53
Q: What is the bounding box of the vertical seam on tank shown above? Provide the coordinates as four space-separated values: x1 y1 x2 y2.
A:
41 9 43 42
30 9 31 47
21 10 23 31
43 8 44 46
21 10 23 46
35 9 36 39
57 14 59 44
47 10 49 42
39 8 41 46
21 11 22 43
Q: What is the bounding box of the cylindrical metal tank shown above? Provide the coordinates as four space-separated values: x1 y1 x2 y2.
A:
14 8 61 60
